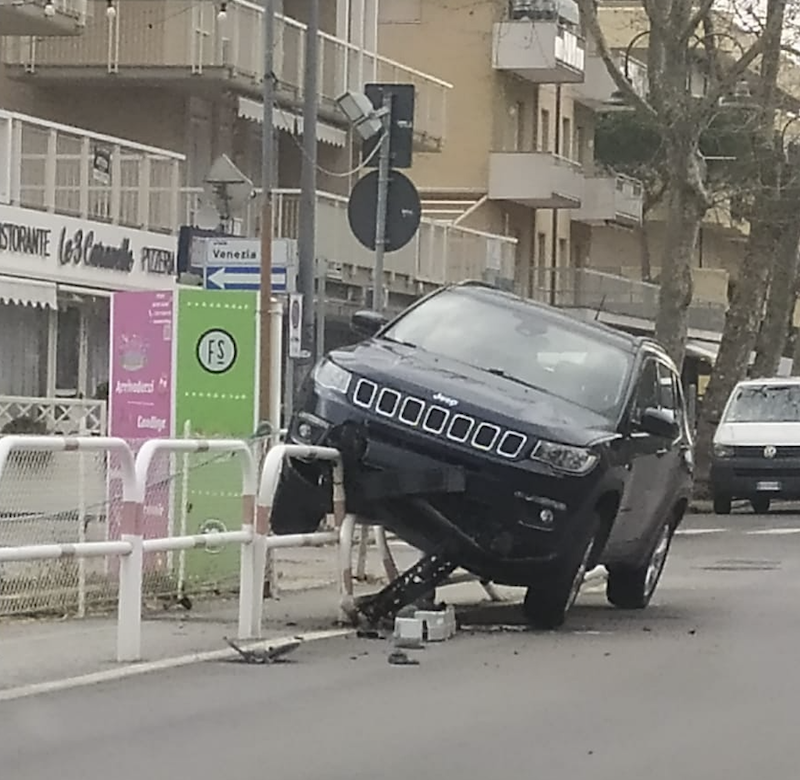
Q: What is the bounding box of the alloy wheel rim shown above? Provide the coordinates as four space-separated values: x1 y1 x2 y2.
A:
644 523 671 598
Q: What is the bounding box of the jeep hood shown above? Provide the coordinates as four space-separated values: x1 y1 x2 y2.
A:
330 340 616 447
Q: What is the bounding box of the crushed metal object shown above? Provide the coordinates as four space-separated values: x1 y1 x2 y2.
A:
224 637 302 664
356 552 457 625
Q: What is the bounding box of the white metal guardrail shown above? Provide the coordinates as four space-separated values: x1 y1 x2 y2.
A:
0 435 377 663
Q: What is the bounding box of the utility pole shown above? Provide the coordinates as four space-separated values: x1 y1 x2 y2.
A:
372 93 392 312
258 0 276 429
296 0 319 387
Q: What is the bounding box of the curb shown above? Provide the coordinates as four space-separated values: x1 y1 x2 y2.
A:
0 628 355 703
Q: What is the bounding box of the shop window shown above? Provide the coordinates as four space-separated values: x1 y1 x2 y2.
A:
0 303 48 397
56 305 80 396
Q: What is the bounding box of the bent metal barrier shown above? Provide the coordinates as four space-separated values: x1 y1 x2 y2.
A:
0 435 363 663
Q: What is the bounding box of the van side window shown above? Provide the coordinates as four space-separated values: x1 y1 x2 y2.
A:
657 362 684 433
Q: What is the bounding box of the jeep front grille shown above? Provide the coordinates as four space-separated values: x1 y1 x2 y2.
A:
352 378 528 459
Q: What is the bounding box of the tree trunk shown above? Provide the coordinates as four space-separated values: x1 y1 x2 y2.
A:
693 218 781 495
752 223 800 377
654 140 705 368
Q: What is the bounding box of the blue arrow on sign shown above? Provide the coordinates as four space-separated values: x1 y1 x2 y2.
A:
204 265 288 293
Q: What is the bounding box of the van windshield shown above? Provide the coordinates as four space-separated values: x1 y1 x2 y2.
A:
724 385 800 422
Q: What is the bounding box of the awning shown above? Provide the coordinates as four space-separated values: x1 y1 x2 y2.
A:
0 275 57 309
686 339 793 376
237 97 348 148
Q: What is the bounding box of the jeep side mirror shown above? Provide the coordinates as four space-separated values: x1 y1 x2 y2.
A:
638 407 680 440
351 309 388 338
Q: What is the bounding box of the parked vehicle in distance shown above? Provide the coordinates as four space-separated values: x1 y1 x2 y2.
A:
711 377 800 514
271 282 694 629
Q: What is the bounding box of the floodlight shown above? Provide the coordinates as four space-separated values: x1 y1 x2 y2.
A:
336 90 375 125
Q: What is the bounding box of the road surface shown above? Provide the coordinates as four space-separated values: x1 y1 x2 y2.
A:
3 509 800 779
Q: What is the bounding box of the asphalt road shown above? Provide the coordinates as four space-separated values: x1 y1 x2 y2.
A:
4 509 800 780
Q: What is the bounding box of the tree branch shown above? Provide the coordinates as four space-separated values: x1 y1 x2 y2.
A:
575 0 658 119
681 0 718 42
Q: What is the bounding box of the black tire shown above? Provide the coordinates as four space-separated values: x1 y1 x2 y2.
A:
522 513 601 630
751 496 771 514
606 520 673 610
713 493 732 515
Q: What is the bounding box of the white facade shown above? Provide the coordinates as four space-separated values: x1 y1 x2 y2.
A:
0 204 177 400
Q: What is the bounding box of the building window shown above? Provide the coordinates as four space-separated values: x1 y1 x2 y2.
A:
56 304 80 396
514 101 525 151
558 238 568 267
0 303 48 397
539 110 551 152
561 117 571 159
574 125 586 165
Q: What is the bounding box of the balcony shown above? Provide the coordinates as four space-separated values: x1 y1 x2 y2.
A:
532 267 727 333
181 188 518 291
492 20 585 84
0 110 184 234
575 174 643 226
0 0 89 37
3 0 451 151
489 152 584 208
574 52 648 110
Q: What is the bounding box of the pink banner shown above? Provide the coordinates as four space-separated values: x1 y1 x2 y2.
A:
109 290 174 439
108 291 174 570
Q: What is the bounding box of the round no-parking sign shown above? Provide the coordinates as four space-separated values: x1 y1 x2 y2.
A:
196 328 237 374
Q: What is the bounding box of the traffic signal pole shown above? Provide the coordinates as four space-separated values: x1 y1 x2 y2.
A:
372 93 393 313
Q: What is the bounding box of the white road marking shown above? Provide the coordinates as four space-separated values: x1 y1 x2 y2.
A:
675 528 727 536
0 628 354 703
745 528 800 536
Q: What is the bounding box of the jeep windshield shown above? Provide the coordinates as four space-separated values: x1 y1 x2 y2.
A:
724 384 800 422
379 287 634 418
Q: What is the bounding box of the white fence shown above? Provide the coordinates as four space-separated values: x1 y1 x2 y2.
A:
0 435 388 663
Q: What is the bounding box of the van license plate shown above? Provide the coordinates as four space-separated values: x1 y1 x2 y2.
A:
757 481 781 492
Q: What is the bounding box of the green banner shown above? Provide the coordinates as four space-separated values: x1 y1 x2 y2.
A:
174 289 259 591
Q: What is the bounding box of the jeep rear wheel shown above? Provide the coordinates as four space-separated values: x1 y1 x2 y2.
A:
606 520 673 610
522 514 600 630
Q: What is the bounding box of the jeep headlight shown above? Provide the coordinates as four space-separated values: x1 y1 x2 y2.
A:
531 440 599 475
713 443 734 459
313 359 352 395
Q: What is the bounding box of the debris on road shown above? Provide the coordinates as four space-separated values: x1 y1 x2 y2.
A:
223 637 302 664
388 650 420 666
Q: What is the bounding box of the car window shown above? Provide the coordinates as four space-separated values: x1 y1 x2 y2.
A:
657 361 685 433
723 384 800 422
380 288 635 419
633 359 659 418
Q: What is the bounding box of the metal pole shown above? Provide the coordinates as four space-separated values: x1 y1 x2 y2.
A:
372 93 392 312
297 0 318 380
258 0 276 426
316 258 326 360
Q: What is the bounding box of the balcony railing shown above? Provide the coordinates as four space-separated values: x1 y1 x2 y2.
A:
0 0 90 37
531 267 727 332
4 0 452 149
576 173 643 225
575 51 647 109
182 187 517 288
489 151 584 208
0 110 184 235
492 20 585 83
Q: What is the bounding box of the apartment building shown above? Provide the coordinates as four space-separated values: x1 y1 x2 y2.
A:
377 0 751 338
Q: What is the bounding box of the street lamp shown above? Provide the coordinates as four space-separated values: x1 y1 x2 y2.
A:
335 90 386 142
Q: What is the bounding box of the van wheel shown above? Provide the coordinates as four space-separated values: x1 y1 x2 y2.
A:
606 520 673 610
713 493 732 515
751 496 771 514
523 513 600 630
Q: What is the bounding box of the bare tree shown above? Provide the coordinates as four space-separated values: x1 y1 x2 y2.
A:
693 0 790 494
577 0 771 366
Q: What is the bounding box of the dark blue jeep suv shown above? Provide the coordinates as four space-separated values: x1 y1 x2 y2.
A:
271 282 694 629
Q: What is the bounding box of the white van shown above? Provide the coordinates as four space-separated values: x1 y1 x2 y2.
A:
711 377 800 514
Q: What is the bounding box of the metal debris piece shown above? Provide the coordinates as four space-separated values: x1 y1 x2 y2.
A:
224 637 302 664
387 650 420 666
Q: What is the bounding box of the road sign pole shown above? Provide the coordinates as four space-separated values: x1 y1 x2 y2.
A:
372 93 392 313
259 0 276 430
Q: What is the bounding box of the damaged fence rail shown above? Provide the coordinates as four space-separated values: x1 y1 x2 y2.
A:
0 435 372 664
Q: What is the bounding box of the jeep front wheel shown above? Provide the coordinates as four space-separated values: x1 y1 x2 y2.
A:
522 515 599 630
606 520 673 610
